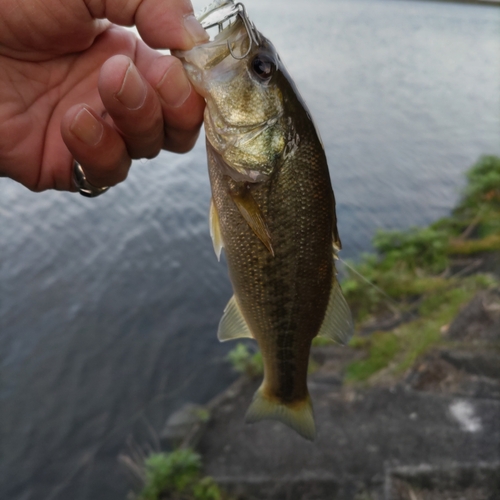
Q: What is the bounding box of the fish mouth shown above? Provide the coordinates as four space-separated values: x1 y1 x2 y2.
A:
173 1 255 94
173 7 264 127
174 21 270 139
173 20 248 95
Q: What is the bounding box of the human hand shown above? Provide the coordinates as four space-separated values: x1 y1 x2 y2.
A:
0 0 209 191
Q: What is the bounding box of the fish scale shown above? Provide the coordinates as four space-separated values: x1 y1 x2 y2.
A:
174 1 353 440
208 119 333 406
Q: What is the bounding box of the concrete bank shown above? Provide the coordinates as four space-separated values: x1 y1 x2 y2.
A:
162 286 500 500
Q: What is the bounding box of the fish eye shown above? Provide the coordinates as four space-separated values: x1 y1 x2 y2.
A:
251 55 276 81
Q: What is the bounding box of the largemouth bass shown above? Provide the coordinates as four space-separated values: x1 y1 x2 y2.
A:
174 0 353 441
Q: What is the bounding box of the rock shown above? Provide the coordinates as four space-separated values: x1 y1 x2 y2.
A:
160 403 210 447
216 474 340 500
198 381 500 499
449 252 500 279
405 354 460 393
440 350 500 380
385 461 500 500
308 345 365 391
447 288 500 341
406 350 500 400
358 310 418 337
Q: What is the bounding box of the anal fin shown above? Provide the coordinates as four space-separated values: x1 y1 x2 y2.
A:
218 295 253 342
316 278 354 345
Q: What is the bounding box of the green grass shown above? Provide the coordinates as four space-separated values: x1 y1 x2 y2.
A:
456 155 500 212
312 335 336 347
392 288 467 373
448 233 500 254
345 332 400 382
373 226 450 273
226 342 263 378
138 449 224 500
345 275 496 383
341 155 500 322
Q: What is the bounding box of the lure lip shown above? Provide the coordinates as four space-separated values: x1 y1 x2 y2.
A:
193 0 262 60
196 0 239 30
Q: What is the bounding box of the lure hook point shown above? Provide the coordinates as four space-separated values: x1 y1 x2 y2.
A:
227 2 261 60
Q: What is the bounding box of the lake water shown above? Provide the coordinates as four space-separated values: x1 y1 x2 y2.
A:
1 0 499 499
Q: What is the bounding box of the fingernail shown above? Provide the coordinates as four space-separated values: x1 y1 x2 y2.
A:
70 108 103 146
184 14 209 45
157 62 192 108
116 63 147 110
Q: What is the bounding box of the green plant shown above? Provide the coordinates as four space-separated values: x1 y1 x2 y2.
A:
139 450 200 500
340 222 460 323
193 408 211 423
458 155 500 211
312 335 336 347
344 275 497 383
373 226 449 273
392 283 479 373
226 343 263 378
192 477 222 500
340 155 500 382
345 332 400 382
448 234 500 254
138 449 225 500
341 252 447 323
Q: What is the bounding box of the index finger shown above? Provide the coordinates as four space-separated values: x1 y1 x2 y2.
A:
87 0 208 50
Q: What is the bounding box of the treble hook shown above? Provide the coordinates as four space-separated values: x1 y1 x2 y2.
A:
227 3 261 60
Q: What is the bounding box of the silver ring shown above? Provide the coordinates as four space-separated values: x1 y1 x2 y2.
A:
72 161 110 198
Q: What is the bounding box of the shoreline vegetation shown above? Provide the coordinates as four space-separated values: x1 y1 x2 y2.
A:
338 155 500 383
130 155 500 500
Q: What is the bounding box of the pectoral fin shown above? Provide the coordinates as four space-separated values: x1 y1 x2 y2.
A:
316 278 354 345
229 187 274 256
209 198 224 261
218 295 254 342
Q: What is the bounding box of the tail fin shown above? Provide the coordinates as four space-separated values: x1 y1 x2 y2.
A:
245 386 316 441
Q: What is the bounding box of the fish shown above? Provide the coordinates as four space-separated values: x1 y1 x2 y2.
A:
174 0 353 441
